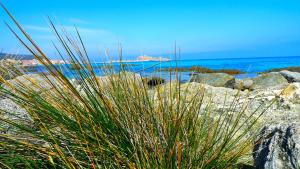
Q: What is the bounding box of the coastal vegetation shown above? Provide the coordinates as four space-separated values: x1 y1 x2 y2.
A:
156 66 244 75
0 5 273 168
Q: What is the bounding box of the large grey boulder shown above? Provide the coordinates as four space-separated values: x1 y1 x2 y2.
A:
252 73 288 90
249 83 300 168
153 82 250 114
280 70 300 83
234 78 253 90
253 124 299 169
190 73 235 88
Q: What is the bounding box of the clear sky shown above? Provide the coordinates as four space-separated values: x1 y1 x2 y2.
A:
1 0 300 59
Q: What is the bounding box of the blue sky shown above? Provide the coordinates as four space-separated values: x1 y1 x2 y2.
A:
1 0 300 59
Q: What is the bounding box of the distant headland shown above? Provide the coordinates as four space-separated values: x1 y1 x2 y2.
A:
136 55 170 61
110 55 171 63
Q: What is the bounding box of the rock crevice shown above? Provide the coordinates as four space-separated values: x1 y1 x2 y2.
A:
253 125 299 169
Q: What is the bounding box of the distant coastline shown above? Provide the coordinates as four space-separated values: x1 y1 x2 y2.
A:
0 53 171 66
0 52 35 60
0 53 66 66
1 53 300 75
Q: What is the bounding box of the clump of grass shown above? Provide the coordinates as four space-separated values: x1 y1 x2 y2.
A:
156 66 244 75
0 4 271 168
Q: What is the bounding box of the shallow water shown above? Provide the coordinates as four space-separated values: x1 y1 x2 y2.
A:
29 56 300 82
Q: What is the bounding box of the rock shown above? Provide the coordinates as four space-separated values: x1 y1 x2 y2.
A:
234 78 253 90
252 73 288 90
96 72 143 88
154 82 246 111
190 73 235 88
243 79 254 89
234 79 243 90
247 85 300 167
175 82 300 168
291 83 300 103
0 98 32 134
143 77 165 87
0 99 50 150
280 83 299 99
1 74 61 94
253 124 299 169
280 70 300 83
247 82 300 124
0 59 22 81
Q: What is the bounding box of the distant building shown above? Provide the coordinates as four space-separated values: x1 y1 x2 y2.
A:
21 59 67 66
50 60 67 64
21 59 39 66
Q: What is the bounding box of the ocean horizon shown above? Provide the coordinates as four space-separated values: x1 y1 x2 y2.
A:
30 55 300 82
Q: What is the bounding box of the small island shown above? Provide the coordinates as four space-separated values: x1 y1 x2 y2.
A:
136 55 170 61
109 55 171 63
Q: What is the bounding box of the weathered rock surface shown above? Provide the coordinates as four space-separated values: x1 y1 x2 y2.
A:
0 59 22 81
246 83 300 168
180 82 244 105
190 73 235 88
280 70 300 83
0 98 32 134
252 73 288 90
234 78 254 90
1 74 61 94
95 71 143 88
67 72 143 96
155 81 300 168
253 124 299 169
246 83 300 126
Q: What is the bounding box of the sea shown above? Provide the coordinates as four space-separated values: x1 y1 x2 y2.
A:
32 56 300 82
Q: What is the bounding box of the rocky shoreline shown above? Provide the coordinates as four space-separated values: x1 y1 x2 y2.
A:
189 70 300 168
1 70 300 168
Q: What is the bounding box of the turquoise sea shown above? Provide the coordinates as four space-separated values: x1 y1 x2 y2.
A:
33 56 300 82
